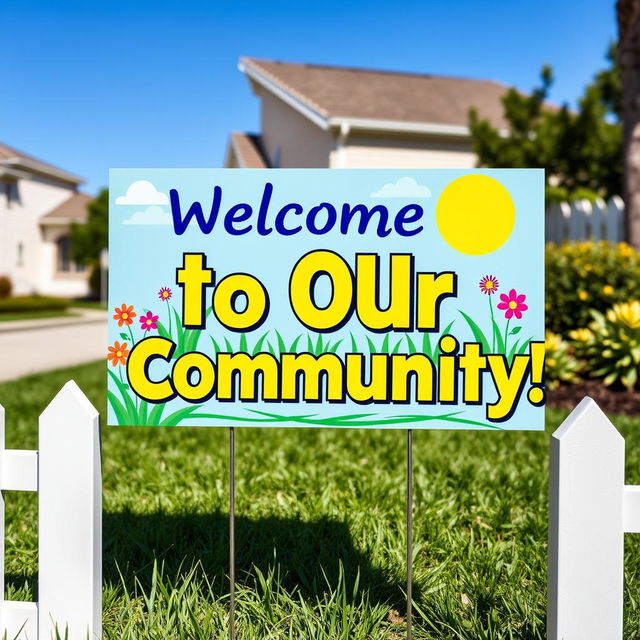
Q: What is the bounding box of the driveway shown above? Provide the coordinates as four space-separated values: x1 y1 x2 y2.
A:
0 309 107 381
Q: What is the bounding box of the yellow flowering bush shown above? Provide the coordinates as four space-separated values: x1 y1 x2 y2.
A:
546 241 640 334
570 301 640 390
545 330 580 389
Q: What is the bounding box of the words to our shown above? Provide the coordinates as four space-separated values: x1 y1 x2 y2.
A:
177 251 457 333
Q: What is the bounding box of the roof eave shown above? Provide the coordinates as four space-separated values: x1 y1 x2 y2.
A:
40 217 80 226
1 157 84 186
229 135 248 168
239 59 331 131
0 167 32 180
328 116 474 137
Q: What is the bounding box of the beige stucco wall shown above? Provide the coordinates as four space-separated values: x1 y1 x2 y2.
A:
0 175 89 297
333 133 477 169
259 91 333 168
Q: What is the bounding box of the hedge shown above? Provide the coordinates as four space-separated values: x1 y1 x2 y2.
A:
0 296 69 314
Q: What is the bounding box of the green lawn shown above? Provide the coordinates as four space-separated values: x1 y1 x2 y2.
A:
1 362 640 638
68 299 107 310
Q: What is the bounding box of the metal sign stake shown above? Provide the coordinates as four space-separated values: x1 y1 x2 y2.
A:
407 428 413 640
229 426 235 640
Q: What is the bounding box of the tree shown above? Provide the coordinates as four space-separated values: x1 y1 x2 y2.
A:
469 48 622 204
618 0 640 247
70 188 108 296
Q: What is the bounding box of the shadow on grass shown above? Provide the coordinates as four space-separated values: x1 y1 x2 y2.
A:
101 509 408 608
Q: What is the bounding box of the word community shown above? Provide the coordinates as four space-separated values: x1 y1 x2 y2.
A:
128 335 544 423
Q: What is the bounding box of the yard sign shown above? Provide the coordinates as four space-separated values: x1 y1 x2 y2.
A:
108 169 544 430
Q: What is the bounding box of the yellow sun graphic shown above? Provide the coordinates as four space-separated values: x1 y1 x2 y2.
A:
435 174 515 255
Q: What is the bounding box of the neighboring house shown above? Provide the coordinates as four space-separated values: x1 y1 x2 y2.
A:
225 57 510 170
0 143 90 297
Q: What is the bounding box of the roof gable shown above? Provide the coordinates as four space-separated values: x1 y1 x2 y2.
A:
240 57 511 132
41 192 92 225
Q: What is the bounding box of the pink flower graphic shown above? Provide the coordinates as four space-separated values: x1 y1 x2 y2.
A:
158 287 172 302
497 289 528 320
140 310 159 331
479 275 499 295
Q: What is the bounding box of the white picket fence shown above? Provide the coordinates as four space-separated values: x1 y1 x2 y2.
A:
0 381 101 640
0 380 635 638
546 196 625 243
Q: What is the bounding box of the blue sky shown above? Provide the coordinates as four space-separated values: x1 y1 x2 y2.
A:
2 1 617 194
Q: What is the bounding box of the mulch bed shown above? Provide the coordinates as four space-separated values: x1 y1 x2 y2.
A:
548 379 640 416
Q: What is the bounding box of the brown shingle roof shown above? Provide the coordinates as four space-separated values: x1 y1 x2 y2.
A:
241 57 512 130
0 142 83 184
230 132 269 168
41 192 92 224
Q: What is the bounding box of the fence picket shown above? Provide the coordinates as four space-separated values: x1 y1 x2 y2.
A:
548 397 627 639
39 381 102 640
546 197 625 243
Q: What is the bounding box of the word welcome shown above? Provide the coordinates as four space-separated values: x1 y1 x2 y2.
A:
126 336 545 422
169 183 425 237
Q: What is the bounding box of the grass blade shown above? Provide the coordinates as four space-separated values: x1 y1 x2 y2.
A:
275 330 287 354
251 331 269 355
459 310 490 353
405 334 417 354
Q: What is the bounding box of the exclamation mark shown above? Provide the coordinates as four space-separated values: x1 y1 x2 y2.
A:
527 341 545 406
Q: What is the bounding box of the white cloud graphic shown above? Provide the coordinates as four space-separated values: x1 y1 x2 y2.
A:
116 180 169 205
122 205 172 226
370 177 431 198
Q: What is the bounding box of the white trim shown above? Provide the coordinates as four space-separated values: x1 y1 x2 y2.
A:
328 116 509 138
239 60 330 130
328 117 470 137
332 122 351 169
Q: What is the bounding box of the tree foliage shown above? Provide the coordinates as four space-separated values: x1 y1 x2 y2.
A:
469 45 622 203
70 188 108 297
70 188 108 265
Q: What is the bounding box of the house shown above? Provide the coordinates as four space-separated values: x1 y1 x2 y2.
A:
0 143 90 297
225 57 510 170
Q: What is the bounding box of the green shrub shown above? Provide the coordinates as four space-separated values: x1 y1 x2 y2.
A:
569 301 640 390
88 260 105 299
545 330 580 389
0 296 68 314
0 276 12 299
546 241 640 335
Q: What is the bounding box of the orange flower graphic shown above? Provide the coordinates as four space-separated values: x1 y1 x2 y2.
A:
113 304 136 327
107 341 130 366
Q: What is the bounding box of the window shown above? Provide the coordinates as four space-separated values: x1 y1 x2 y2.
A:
16 242 23 267
3 180 18 209
56 235 86 274
57 236 71 272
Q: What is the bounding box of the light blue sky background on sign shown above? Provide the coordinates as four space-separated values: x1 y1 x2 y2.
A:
109 168 544 430
2 0 616 193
